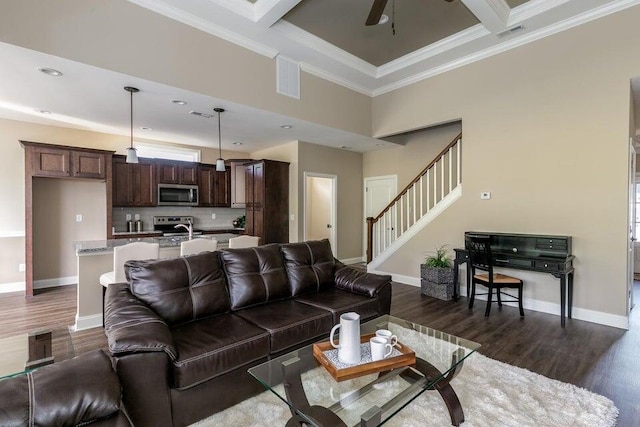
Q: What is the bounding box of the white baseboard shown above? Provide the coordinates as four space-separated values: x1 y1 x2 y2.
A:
370 271 629 330
34 276 77 289
341 257 364 265
0 281 26 294
75 313 103 331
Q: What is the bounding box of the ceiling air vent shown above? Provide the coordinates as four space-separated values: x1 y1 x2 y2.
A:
189 111 213 119
277 56 300 100
497 25 524 39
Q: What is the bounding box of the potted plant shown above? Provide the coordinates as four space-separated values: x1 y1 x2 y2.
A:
420 245 455 301
232 215 246 229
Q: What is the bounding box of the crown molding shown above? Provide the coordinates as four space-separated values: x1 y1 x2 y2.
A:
127 0 279 58
373 0 640 96
508 0 571 25
460 0 510 32
300 63 373 96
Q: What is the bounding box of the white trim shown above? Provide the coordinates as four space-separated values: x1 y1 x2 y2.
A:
75 313 104 331
303 172 338 255
127 0 279 59
254 0 301 27
363 175 399 260
33 276 77 290
373 0 640 96
299 63 373 96
340 257 364 265
508 0 572 25
368 185 463 269
0 231 25 238
0 281 26 294
459 0 509 33
368 269 421 287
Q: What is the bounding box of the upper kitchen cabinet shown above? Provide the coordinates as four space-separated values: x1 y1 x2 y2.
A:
157 161 198 185
112 155 156 207
230 161 247 208
21 141 109 180
245 160 289 244
199 165 230 207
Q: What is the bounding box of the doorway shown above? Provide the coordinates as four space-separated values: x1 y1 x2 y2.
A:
303 173 337 252
363 175 398 259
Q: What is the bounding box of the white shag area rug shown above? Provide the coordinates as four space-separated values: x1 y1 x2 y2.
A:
192 325 618 427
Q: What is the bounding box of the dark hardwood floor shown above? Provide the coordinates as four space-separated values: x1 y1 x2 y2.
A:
1 282 638 425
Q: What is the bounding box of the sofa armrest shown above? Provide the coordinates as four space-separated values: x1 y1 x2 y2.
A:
334 265 392 297
105 283 177 361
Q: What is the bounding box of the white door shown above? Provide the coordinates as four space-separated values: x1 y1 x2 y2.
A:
629 141 636 313
364 176 397 258
304 173 337 252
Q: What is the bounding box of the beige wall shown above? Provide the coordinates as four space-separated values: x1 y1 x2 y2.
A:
369 7 640 319
298 142 363 259
0 117 245 291
0 0 371 137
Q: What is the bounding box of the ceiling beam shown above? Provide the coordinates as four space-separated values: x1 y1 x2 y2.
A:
461 0 510 33
254 0 302 28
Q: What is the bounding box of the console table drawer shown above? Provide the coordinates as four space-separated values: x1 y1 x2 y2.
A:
534 260 562 271
494 258 532 268
536 238 568 251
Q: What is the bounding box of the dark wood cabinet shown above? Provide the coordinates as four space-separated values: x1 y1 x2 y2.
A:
72 150 106 179
112 156 156 207
27 143 107 179
245 160 289 244
199 166 230 207
157 161 198 185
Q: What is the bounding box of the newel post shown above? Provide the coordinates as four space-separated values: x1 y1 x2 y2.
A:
366 217 375 263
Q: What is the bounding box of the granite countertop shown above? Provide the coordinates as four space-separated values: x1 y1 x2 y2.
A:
75 234 233 255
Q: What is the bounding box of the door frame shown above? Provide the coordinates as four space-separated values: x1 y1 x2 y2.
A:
363 175 398 260
303 172 337 254
629 139 637 314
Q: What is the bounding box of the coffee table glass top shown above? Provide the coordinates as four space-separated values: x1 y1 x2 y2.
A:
0 326 75 380
248 315 480 427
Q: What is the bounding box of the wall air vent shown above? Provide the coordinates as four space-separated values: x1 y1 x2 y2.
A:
496 25 524 39
189 111 213 119
276 55 300 100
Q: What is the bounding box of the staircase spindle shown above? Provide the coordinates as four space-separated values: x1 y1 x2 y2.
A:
457 139 461 185
449 147 453 193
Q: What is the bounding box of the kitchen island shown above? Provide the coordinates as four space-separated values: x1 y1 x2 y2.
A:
74 235 232 330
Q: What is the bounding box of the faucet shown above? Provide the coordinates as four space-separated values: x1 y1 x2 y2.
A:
174 220 193 240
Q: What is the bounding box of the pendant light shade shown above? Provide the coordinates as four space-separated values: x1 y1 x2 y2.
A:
214 107 225 172
124 86 139 164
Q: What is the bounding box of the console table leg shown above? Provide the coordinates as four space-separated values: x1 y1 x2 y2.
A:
360 406 382 427
568 272 574 319
560 276 566 328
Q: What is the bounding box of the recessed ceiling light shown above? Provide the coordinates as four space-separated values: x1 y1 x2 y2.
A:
140 127 152 131
189 111 213 119
172 100 187 105
233 142 243 145
35 109 51 114
38 68 63 77
280 125 293 129
339 145 351 149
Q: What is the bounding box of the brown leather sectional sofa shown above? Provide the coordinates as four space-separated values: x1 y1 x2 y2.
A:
104 239 392 427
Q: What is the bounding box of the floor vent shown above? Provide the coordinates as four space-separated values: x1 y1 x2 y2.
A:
277 56 300 99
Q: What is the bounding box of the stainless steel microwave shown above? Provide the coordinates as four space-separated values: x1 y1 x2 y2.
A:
157 184 199 206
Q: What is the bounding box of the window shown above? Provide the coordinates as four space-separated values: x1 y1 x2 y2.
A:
135 142 201 162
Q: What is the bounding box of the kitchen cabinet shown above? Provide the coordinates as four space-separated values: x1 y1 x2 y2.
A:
245 160 289 244
157 161 198 185
199 165 230 207
24 142 107 179
112 155 156 207
230 161 247 208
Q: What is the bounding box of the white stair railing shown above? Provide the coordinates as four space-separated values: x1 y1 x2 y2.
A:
366 133 462 263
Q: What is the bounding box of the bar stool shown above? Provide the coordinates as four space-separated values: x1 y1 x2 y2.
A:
228 235 260 249
180 238 218 256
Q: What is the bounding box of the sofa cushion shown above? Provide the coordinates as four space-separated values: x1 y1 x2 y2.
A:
235 300 333 353
126 252 230 326
280 239 336 296
171 313 270 390
220 244 291 310
295 288 380 324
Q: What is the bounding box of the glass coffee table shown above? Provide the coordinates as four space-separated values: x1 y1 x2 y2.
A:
249 315 480 427
0 326 75 380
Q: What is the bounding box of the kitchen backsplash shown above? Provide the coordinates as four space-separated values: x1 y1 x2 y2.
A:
112 207 245 232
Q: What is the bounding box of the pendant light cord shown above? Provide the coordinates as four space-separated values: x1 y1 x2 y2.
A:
218 111 222 158
130 90 134 149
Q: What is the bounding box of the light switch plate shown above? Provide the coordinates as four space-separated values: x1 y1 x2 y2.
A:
211 213 216 219
290 214 295 221
134 214 140 220
125 214 132 221
480 192 491 200
75 214 83 222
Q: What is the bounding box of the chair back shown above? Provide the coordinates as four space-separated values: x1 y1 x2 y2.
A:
228 235 260 249
113 242 160 282
465 235 493 277
180 238 218 256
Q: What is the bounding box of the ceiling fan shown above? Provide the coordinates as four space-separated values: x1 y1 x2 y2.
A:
365 0 454 26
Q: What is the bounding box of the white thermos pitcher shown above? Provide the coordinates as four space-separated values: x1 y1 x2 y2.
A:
329 312 361 364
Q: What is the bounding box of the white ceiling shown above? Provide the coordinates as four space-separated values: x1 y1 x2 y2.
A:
1 0 639 155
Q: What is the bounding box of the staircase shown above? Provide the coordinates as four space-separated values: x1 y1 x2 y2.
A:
366 133 462 268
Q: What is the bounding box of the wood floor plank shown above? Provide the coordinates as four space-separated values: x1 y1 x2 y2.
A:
0 281 637 425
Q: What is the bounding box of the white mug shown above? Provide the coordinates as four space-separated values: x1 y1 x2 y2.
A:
370 337 393 361
330 312 361 364
376 329 398 347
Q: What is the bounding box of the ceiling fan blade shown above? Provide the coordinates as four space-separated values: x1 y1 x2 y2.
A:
365 0 388 26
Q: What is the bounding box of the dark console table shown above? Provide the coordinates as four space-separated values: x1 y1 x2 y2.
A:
454 231 575 327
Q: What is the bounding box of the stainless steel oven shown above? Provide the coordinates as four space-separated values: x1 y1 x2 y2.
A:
157 184 199 206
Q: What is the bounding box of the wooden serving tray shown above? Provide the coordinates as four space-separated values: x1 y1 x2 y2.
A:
313 333 416 382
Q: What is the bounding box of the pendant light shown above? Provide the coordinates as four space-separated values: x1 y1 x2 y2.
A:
214 107 225 172
124 86 139 164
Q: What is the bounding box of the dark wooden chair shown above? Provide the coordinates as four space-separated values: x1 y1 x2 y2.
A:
465 234 524 317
